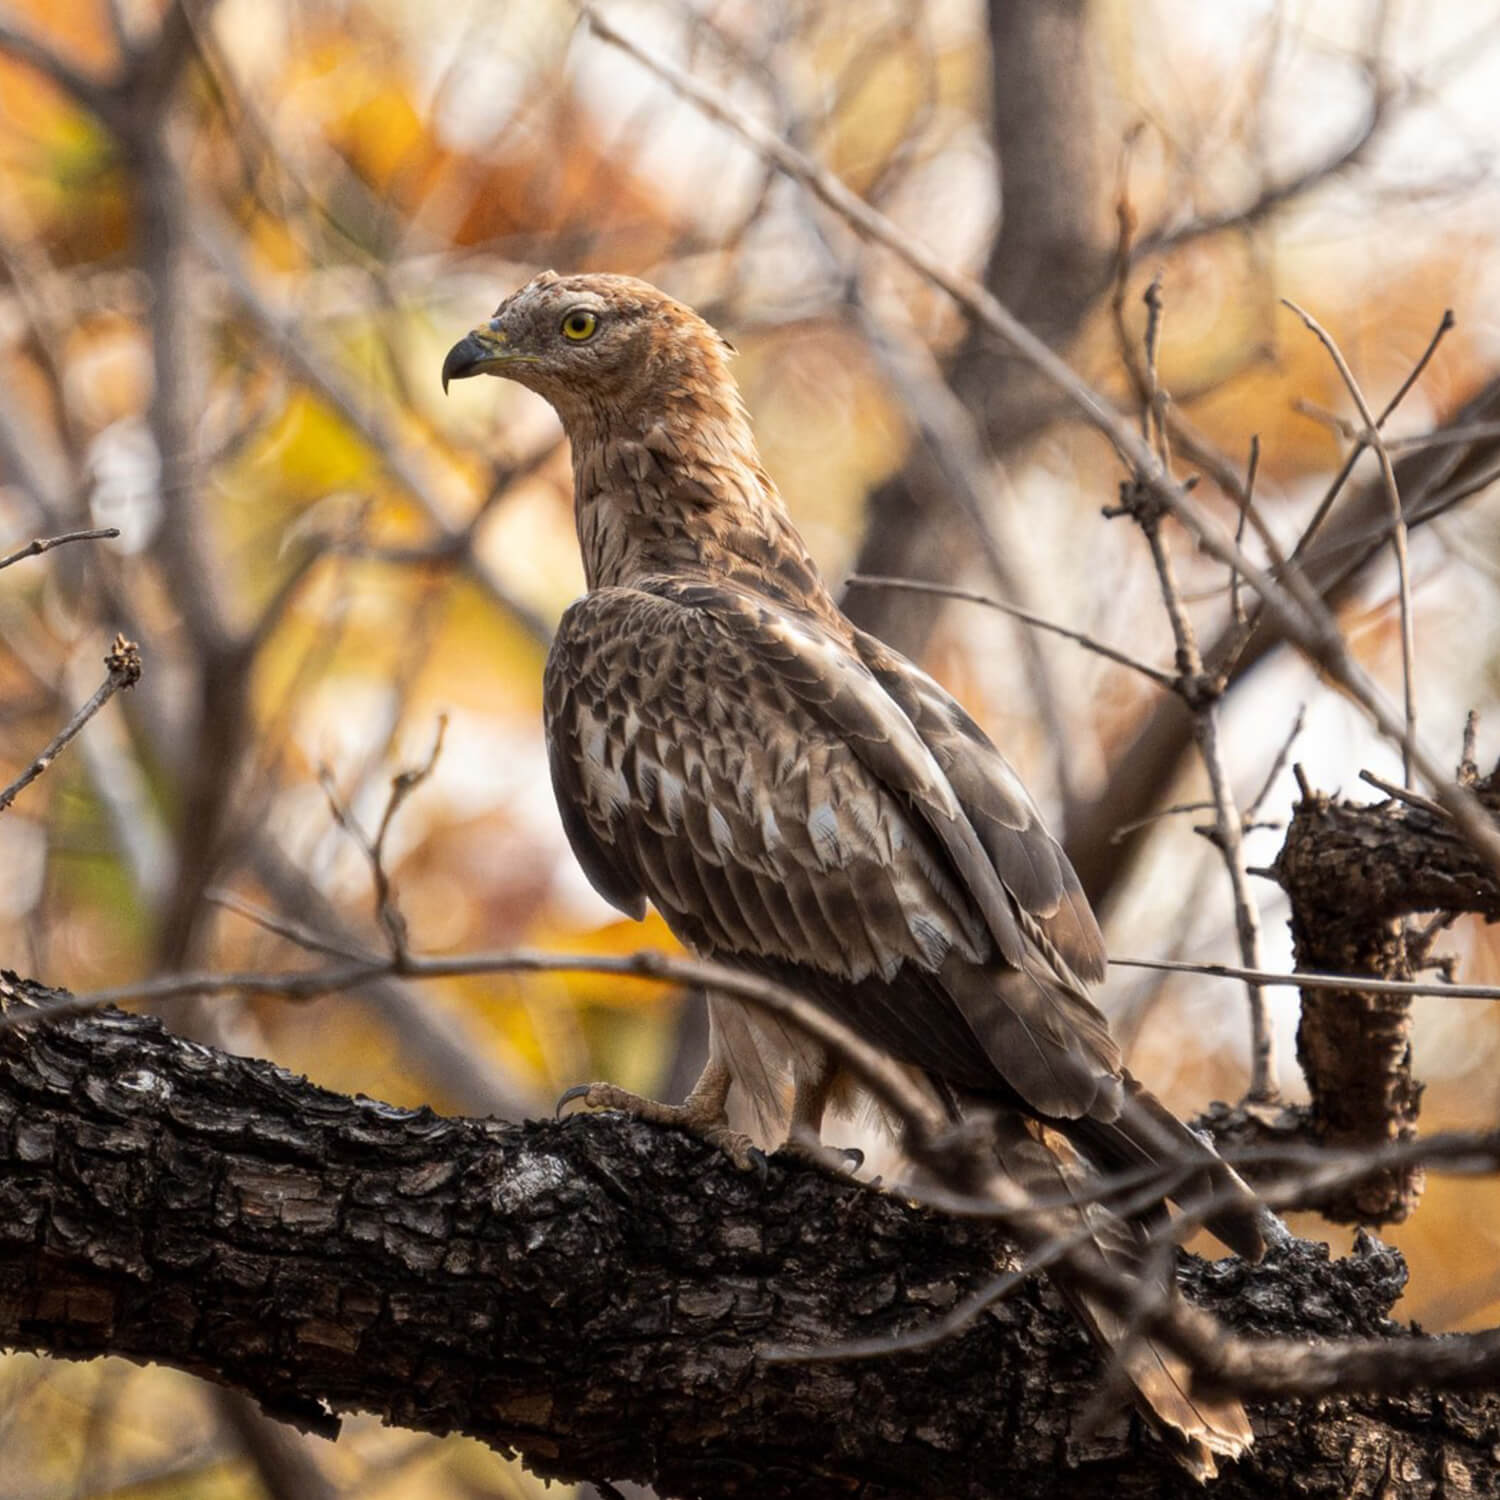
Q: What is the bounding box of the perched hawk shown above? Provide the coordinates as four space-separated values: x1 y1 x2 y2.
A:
444 272 1266 1477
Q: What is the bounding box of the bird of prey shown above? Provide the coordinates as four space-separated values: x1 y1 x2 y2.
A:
443 271 1266 1478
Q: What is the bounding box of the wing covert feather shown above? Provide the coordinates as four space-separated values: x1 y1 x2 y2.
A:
545 587 986 985
853 628 1107 985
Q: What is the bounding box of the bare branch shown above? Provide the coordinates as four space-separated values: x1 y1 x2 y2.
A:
1356 768 1448 819
1282 299 1418 785
1110 955 1500 1001
844 575 1175 688
0 527 119 572
0 636 142 814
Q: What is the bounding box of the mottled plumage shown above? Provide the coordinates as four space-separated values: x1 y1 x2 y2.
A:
444 271 1265 1477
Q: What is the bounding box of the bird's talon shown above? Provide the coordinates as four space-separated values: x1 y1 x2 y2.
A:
774 1134 866 1178
553 1078 763 1175
555 1083 595 1119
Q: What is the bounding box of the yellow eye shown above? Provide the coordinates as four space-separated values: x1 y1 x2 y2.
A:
561 309 598 341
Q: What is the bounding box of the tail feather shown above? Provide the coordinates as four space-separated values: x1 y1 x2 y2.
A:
992 1116 1254 1479
1072 1071 1266 1262
938 955 1267 1261
1089 1300 1253 1482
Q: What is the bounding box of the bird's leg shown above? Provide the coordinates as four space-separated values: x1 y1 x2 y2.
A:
557 1053 766 1174
776 1054 864 1175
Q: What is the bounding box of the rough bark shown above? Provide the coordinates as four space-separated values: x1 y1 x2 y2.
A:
3 978 1499 1499
1270 766 1500 1225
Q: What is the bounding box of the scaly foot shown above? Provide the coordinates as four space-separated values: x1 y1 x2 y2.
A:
557 1079 768 1177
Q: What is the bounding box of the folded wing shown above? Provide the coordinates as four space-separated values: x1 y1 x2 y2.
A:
544 581 1121 1121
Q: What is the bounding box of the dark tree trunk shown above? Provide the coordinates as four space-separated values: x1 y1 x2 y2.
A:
843 0 1107 658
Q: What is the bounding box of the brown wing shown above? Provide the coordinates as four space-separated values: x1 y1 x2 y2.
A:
851 628 1106 986
543 581 1121 1119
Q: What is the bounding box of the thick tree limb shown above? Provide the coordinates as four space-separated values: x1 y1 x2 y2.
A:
1270 762 1500 1225
2 978 1499 1498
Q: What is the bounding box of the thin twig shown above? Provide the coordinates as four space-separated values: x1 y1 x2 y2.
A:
1140 274 1168 466
1357 768 1449 819
844 575 1174 688
1229 436 1260 638
369 716 449 955
1283 299 1419 784
1460 710 1480 784
1244 705 1306 822
1111 183 1286 574
1378 309 1457 426
1108 801 1216 845
1110 954 1500 1000
1111 280 1277 1100
204 888 380 965
1385 419 1500 453
0 527 120 572
0 637 142 814
317 719 447 965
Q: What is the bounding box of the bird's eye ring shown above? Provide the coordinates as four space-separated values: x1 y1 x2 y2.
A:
561 309 598 342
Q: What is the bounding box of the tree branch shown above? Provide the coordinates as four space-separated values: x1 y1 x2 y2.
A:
1270 756 1500 1224
3 982 1500 1499
0 636 142 813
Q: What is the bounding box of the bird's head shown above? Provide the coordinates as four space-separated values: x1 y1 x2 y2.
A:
441 271 737 433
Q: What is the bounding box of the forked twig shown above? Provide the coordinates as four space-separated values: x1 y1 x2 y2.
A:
0 636 142 814
1109 282 1278 1100
1283 299 1419 784
317 715 449 959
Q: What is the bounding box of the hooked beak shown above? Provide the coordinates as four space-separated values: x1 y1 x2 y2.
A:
441 325 512 393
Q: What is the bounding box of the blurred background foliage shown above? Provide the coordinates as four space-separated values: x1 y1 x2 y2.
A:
2 0 1500 1494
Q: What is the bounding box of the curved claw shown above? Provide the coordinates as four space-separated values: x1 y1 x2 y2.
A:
556 1083 594 1119
774 1134 865 1178
747 1146 770 1185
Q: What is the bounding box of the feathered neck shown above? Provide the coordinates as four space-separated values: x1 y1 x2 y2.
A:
560 369 841 623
